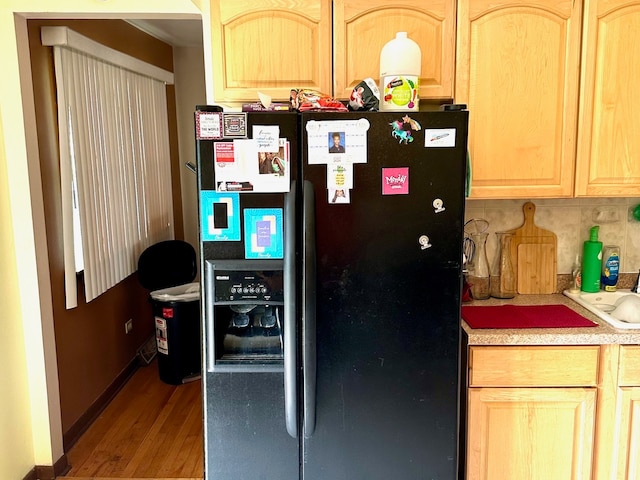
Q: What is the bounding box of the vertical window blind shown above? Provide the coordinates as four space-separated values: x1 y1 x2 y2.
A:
44 27 176 308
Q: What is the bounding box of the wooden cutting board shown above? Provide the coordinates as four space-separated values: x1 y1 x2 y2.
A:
504 202 557 294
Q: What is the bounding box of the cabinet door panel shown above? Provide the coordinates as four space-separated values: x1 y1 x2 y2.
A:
620 345 640 387
615 388 640 479
576 1 640 196
333 0 455 100
210 0 332 103
456 0 581 198
467 387 596 480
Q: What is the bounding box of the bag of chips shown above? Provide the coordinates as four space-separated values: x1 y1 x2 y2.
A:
289 88 348 112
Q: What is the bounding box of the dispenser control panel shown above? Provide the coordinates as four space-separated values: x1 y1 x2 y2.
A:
213 268 284 303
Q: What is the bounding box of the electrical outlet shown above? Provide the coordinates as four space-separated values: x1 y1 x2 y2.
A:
125 319 133 334
592 207 620 224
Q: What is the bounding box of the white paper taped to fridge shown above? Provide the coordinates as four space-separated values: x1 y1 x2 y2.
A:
326 162 354 189
215 138 290 193
306 119 370 164
424 128 456 147
252 125 280 152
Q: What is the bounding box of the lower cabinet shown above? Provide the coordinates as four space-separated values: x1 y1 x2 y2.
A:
465 346 598 480
466 344 640 480
594 345 640 479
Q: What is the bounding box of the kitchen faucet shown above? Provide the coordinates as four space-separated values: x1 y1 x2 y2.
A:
632 269 640 294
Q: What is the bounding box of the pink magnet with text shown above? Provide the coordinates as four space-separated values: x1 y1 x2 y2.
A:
382 167 409 195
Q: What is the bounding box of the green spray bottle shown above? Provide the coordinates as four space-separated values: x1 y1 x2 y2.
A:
581 226 603 292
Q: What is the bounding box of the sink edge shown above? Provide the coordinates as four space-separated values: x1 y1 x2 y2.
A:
563 290 640 330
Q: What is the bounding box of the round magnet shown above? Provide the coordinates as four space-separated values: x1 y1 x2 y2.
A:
418 235 432 250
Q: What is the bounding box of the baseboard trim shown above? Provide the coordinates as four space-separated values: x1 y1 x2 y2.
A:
22 467 36 480
63 357 140 451
21 454 69 480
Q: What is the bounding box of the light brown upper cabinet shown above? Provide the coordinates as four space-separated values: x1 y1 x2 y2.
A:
332 0 455 100
209 0 456 104
456 0 582 198
575 0 640 196
209 0 333 103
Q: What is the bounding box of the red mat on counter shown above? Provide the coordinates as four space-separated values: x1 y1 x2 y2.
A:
461 304 598 329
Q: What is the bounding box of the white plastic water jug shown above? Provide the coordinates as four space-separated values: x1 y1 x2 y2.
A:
379 32 421 112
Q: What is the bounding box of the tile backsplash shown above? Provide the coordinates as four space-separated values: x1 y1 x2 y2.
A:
465 198 640 275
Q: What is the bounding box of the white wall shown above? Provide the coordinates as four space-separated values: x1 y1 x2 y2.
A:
0 1 207 477
0 89 35 480
174 45 207 273
1 11 61 474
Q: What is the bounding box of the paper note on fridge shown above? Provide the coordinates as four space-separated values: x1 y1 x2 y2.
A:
214 138 290 193
306 119 369 165
252 125 280 152
424 128 456 147
326 162 353 189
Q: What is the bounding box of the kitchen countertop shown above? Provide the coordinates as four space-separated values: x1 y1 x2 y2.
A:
462 293 640 346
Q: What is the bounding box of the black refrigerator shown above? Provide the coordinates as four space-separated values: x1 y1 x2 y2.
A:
195 106 469 480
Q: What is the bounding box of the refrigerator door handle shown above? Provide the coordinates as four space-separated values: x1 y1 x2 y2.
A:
302 180 317 438
284 181 298 438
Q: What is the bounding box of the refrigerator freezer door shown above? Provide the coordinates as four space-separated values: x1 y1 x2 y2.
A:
300 111 468 480
203 372 299 480
199 111 301 480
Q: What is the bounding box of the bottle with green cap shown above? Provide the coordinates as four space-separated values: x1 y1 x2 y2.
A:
581 226 603 293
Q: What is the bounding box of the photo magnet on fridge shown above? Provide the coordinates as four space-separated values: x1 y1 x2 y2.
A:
243 208 284 259
328 188 350 204
200 191 241 241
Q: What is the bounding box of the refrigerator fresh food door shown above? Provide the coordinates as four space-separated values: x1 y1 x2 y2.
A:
300 111 469 480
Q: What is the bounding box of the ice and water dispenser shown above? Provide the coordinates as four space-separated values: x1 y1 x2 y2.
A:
205 259 285 370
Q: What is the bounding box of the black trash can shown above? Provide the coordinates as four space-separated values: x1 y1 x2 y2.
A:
138 240 201 385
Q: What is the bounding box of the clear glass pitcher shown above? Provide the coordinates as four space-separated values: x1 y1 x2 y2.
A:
468 232 490 300
490 232 516 299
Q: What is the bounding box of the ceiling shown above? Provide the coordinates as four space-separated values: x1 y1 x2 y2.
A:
126 19 203 48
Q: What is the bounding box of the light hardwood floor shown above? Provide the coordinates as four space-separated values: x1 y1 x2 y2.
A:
59 360 204 480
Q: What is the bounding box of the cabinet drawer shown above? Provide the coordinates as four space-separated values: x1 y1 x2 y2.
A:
619 345 640 387
469 346 599 387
